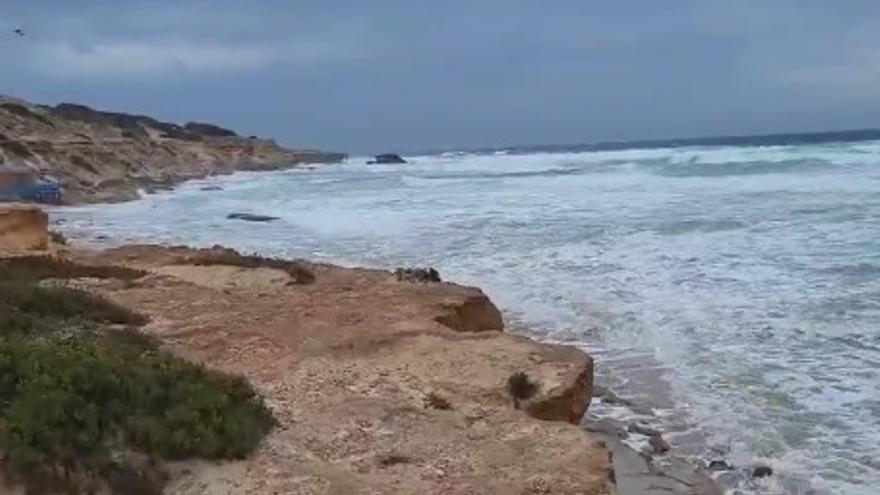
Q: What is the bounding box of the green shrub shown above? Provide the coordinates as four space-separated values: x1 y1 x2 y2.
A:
507 371 539 409
0 283 147 326
0 258 274 493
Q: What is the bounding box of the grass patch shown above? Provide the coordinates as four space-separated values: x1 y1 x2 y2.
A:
186 247 315 285
0 283 148 326
0 256 147 282
0 258 274 493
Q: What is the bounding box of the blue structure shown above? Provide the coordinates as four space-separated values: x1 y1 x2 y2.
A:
0 169 62 204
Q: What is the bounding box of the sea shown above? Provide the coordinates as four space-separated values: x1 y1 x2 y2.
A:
55 131 880 495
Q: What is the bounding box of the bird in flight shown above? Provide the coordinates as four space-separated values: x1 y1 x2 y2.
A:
13 28 24 37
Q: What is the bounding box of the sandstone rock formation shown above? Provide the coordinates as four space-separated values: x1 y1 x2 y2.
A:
0 204 48 250
0 95 346 203
58 244 614 495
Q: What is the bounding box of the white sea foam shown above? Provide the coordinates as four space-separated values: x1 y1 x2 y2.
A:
54 140 880 495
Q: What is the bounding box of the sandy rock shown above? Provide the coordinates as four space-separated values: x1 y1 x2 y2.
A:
434 293 504 332
0 203 48 250
63 244 613 495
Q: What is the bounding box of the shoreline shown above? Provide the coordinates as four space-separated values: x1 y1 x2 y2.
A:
1 202 727 494
51 168 735 494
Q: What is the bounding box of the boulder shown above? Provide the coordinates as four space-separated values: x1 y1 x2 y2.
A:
226 213 279 223
752 465 773 478
433 293 504 332
0 204 48 250
521 348 594 424
367 153 407 164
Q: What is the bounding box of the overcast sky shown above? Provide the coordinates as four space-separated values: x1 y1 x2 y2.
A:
2 1 879 152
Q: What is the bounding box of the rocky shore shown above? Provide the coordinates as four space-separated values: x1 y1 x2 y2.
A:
0 95 346 204
0 204 733 494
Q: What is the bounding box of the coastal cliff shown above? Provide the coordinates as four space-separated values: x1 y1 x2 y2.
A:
0 95 346 203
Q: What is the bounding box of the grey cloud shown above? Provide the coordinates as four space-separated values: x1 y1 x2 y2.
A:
2 1 880 152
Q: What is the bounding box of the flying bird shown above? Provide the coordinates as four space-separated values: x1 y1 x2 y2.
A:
13 29 24 37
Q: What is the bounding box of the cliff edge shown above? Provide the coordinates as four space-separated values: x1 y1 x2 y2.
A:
48 244 614 495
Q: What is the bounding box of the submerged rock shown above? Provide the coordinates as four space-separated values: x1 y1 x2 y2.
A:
648 433 670 454
200 185 223 191
627 422 661 437
227 213 279 222
584 418 629 439
708 460 733 471
367 153 407 164
752 465 773 478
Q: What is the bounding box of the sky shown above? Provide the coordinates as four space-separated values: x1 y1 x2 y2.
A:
2 1 880 153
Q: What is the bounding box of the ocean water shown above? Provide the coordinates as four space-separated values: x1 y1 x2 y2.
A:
55 140 880 495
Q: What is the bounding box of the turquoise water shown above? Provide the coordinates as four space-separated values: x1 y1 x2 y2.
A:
57 141 880 494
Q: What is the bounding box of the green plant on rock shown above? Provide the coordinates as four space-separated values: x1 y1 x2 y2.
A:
506 371 539 409
0 259 275 494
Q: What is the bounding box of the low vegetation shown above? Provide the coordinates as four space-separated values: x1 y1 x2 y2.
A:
0 255 146 282
423 391 452 410
0 257 275 494
186 247 316 285
507 371 539 409
0 103 55 128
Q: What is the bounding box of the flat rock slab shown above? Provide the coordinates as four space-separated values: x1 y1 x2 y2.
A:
65 244 614 495
596 433 722 495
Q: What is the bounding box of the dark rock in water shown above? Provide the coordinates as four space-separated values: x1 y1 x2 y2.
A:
752 465 773 478
627 422 661 437
584 418 629 439
648 434 670 454
367 153 407 164
200 185 223 191
708 460 733 471
227 213 279 222
394 267 441 283
595 386 638 408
